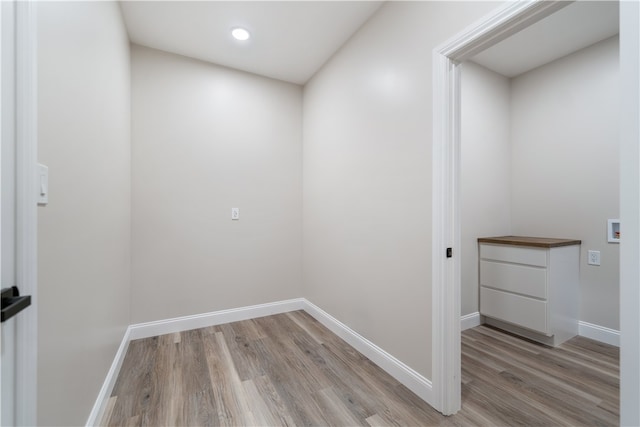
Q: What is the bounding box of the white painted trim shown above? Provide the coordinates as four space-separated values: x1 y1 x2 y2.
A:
432 0 572 416
620 1 640 424
128 299 305 340
87 299 304 426
303 299 434 407
578 321 620 347
88 298 436 426
431 47 460 416
86 300 623 426
14 2 38 425
85 328 132 427
460 312 481 331
434 1 569 62
459 315 619 346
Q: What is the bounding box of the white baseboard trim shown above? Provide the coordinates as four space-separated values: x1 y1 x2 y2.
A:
128 298 305 340
302 299 434 407
462 315 619 347
579 321 620 347
86 326 132 426
86 298 305 426
87 298 435 425
87 301 621 426
461 312 481 331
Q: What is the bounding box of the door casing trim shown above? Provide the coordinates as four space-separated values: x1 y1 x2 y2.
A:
15 1 38 425
431 0 572 415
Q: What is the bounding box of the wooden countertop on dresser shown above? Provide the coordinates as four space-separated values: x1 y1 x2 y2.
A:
477 236 582 248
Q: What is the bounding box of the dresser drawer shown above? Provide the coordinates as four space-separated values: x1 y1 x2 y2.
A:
480 260 547 299
480 244 547 267
480 287 548 334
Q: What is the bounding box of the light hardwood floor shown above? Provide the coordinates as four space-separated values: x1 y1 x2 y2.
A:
102 311 619 426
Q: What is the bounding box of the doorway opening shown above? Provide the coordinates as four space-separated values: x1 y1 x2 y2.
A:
431 0 621 416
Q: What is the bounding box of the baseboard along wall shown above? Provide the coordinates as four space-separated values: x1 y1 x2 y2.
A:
578 320 620 347
461 311 620 347
87 328 132 426
303 300 434 405
86 298 434 426
460 312 481 331
88 305 620 426
86 299 304 426
128 298 306 340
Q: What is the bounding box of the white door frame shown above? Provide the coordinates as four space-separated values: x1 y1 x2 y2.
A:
431 0 595 415
14 1 38 425
0 1 17 424
433 0 640 420
619 1 640 425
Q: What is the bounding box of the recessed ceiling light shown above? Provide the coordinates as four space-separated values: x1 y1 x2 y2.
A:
231 27 251 41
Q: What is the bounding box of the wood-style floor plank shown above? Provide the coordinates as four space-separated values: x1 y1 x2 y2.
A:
105 314 619 426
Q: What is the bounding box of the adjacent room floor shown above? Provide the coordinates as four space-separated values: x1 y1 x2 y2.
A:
102 311 619 426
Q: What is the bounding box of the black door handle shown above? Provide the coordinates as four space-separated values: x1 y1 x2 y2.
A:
1 286 31 323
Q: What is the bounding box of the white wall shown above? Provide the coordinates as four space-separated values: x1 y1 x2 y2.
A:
460 38 619 329
32 1 626 422
130 45 302 323
510 36 619 330
460 62 512 316
303 1 500 379
37 2 131 425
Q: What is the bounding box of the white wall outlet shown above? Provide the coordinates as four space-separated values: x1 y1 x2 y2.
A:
231 208 240 220
587 250 600 266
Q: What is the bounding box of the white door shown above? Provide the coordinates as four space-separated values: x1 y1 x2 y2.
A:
1 0 18 425
1 1 37 425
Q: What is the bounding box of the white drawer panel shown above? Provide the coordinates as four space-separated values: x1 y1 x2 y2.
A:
480 260 547 299
480 287 548 334
480 244 547 267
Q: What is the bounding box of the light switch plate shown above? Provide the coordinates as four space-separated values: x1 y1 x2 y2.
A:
38 163 49 205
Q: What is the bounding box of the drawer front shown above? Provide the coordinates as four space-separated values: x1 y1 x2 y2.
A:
480 244 547 267
480 287 548 334
480 260 547 299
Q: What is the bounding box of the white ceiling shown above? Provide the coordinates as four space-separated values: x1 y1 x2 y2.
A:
121 1 619 85
471 1 619 78
120 1 384 85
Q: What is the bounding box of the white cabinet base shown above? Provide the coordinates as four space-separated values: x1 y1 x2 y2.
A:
484 317 578 347
480 287 548 335
478 237 580 347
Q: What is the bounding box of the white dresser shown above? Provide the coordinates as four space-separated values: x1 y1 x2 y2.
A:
478 236 581 346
